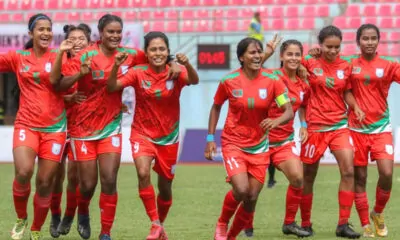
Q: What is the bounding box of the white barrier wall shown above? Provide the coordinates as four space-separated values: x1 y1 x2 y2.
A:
0 126 398 163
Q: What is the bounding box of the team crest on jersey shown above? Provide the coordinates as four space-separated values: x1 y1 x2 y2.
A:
376 68 384 78
141 80 151 89
45 62 52 73
385 144 394 155
121 65 128 75
313 68 323 76
20 64 30 73
166 80 174 90
337 70 344 79
299 91 304 101
352 67 361 74
232 89 243 98
259 89 267 99
52 143 62 155
92 70 104 80
112 136 120 147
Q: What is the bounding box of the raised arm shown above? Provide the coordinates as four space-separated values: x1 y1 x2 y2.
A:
107 51 129 92
176 53 199 85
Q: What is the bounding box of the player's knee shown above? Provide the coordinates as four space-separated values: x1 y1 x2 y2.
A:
80 178 97 194
36 176 54 194
15 167 34 183
290 175 303 188
341 167 354 181
137 167 151 183
379 168 393 181
234 186 249 201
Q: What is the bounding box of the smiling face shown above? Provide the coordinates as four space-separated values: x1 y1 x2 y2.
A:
29 19 53 50
239 42 263 71
280 44 302 72
320 36 341 62
146 37 169 68
358 28 379 56
100 21 122 50
68 29 89 57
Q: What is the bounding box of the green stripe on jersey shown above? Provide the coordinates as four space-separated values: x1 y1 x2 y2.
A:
270 133 294 147
261 71 279 80
221 72 240 83
350 110 392 134
316 118 348 132
74 113 122 140
31 110 67 133
340 55 359 63
117 47 137 55
241 134 269 154
80 50 99 63
16 50 31 56
149 121 179 145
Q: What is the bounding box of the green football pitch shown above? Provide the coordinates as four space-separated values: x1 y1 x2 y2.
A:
0 164 399 240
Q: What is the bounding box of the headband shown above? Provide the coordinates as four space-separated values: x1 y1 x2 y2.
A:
29 15 51 31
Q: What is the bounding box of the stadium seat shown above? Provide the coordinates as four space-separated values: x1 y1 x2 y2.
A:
378 4 392 15
364 17 378 25
67 12 81 21
227 9 239 18
394 18 400 27
343 32 356 42
303 6 316 17
138 11 151 20
216 0 230 5
132 0 143 7
7 0 18 10
89 0 100 8
166 20 178 32
21 0 32 10
271 18 284 29
181 20 194 32
166 10 178 19
123 11 137 21
103 0 115 8
182 10 195 19
333 17 347 28
302 18 315 29
389 31 400 41
271 6 284 18
26 12 35 21
152 21 165 32
0 0 4 9
231 0 245 5
143 21 150 33
213 19 225 32
197 20 211 32
345 5 360 16
175 0 187 6
117 0 130 8
247 0 259 4
377 43 389 55
47 0 58 9
226 19 239 31
197 10 209 19
380 18 393 28
212 9 224 18
317 5 330 17
111 11 122 18
348 17 362 28
363 5 377 16
203 0 216 6
33 0 45 9
286 6 299 17
390 44 400 56
259 6 268 17
11 13 24 22
53 12 67 22
145 0 158 7
342 44 358 55
287 18 300 30
240 9 254 18
261 19 269 30
260 0 275 4
153 11 165 20
380 31 388 41
0 13 9 23
241 19 251 31
394 4 400 15
82 12 94 22
61 0 74 9
158 0 171 7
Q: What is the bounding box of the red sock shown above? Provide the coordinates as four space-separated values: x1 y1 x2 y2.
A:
244 212 254 229
77 191 91 216
31 193 51 231
64 190 78 217
338 191 354 225
300 193 313 227
99 193 118 235
139 185 159 221
218 190 240 224
157 195 172 224
227 204 253 237
13 179 31 219
284 185 303 225
374 186 391 214
51 192 62 215
355 192 370 226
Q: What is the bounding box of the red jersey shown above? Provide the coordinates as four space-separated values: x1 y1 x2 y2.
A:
302 55 352 132
214 69 290 154
343 54 400 134
62 42 146 139
0 49 66 132
120 64 188 145
268 68 309 147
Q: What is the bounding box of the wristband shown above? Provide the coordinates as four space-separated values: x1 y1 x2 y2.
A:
206 134 215 142
300 121 307 128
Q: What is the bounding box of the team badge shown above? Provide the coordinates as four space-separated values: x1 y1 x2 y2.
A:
352 67 361 74
337 70 344 79
52 143 62 155
313 68 323 76
232 89 243 98
92 70 104 80
259 89 267 99
166 80 174 90
376 68 384 78
121 65 128 75
385 144 394 155
20 64 29 73
299 91 304 101
141 80 151 89
112 136 120 147
45 62 52 73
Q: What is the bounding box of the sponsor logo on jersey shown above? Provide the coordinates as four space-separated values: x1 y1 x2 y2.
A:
20 64 30 73
337 70 344 79
141 80 151 89
52 143 62 155
352 67 361 74
313 68 323 76
166 80 174 90
232 89 243 98
259 89 267 99
45 62 52 73
376 68 384 78
121 65 129 75
92 70 105 80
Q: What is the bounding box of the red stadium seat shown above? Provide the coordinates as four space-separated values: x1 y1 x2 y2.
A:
143 21 150 33
47 0 58 9
61 0 74 9
241 19 251 31
394 4 400 15
11 13 24 22
261 19 269 29
89 0 100 8
33 0 45 9
0 0 4 9
158 0 171 7
182 10 195 19
380 32 388 41
364 17 378 25
26 12 35 21
395 18 400 28
345 5 360 16
333 17 347 28
7 0 18 10
378 4 392 15
103 0 115 8
75 0 85 8
302 18 315 29
231 0 245 5
363 5 377 16
117 0 130 8
247 0 259 4
213 19 225 32
82 12 94 22
286 18 299 30
53 12 66 22
197 20 211 32
67 12 81 22
203 0 215 6
111 11 122 18
271 19 284 30
21 0 32 10
303 6 316 17
348 17 362 28
377 43 389 55
342 44 358 55
390 44 400 56
145 0 158 7
216 0 230 5
182 20 195 32
166 10 178 19
0 13 9 23
380 18 393 28
240 9 254 18
286 6 299 17
212 9 224 18
343 32 356 42
259 6 268 17
138 11 151 20
227 9 239 18
317 5 330 17
197 10 209 19
226 20 239 31
132 0 143 7
260 0 275 3
271 6 284 18
389 31 400 41
175 0 187 6
123 11 137 21
151 21 165 32
166 21 178 32
153 11 165 20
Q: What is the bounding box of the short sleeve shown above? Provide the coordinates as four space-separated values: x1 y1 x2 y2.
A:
0 51 18 73
301 55 312 72
62 55 80 76
273 79 290 107
120 68 139 88
214 82 228 105
345 64 353 90
300 84 310 108
389 62 400 84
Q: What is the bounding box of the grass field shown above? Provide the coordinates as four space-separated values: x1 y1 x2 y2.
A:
0 163 399 240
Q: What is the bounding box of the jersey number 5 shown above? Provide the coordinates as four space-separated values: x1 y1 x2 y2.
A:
19 129 26 141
